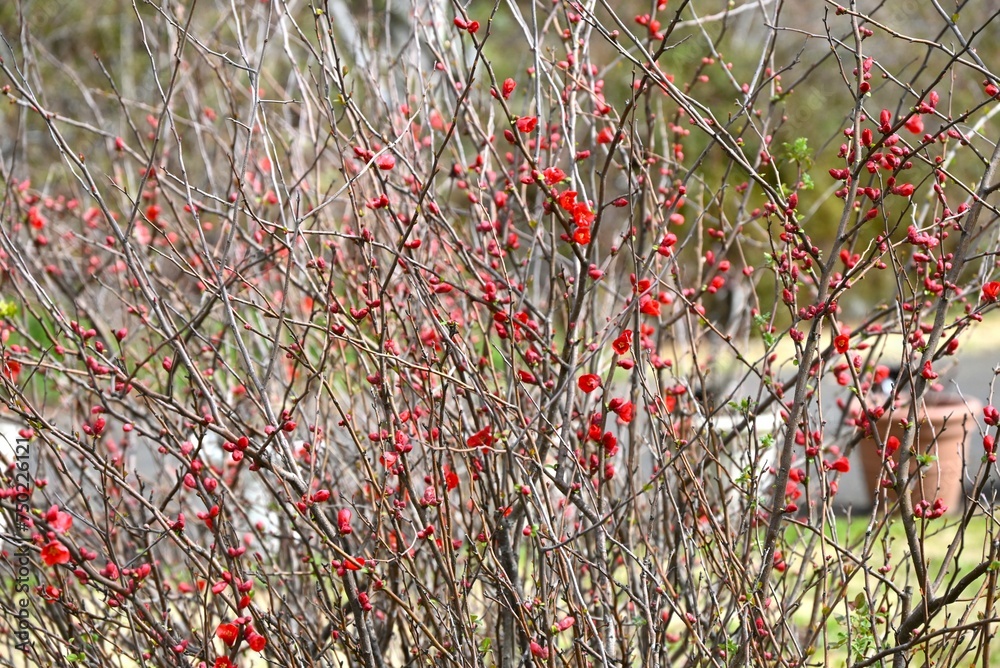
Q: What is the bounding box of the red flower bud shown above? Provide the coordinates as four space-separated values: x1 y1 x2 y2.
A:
501 78 516 99
337 508 353 535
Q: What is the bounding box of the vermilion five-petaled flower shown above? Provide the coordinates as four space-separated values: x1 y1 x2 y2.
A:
515 116 538 133
45 505 73 533
572 227 591 245
982 281 1000 302
834 332 850 354
578 374 601 393
467 425 493 448
542 167 566 185
246 630 266 652
612 330 633 355
216 622 239 647
40 540 71 566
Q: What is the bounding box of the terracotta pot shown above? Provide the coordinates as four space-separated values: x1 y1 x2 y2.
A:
859 398 980 513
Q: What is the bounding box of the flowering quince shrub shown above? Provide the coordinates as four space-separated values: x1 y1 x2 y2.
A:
1 1 1000 666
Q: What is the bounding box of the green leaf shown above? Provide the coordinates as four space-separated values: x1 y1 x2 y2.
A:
735 466 752 485
0 298 17 318
781 137 812 165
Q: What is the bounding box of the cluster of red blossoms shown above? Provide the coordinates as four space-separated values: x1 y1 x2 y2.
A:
39 505 74 567
215 619 267 659
553 187 596 245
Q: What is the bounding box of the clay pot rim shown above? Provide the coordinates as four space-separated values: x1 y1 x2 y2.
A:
877 396 981 423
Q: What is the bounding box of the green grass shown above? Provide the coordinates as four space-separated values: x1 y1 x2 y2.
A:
780 511 1000 666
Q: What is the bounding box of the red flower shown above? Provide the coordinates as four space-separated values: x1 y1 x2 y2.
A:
501 78 516 99
612 400 635 423
247 632 266 652
904 115 924 135
40 540 71 566
467 426 493 448
982 281 1000 302
375 153 395 170
557 190 577 211
833 333 850 354
612 330 633 355
2 357 21 383
572 227 591 245
826 457 850 473
596 127 615 144
216 622 239 647
639 295 661 317
27 206 47 228
578 374 601 394
920 360 938 380
45 505 73 533
515 116 538 133
571 202 595 227
443 464 459 490
542 167 566 185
